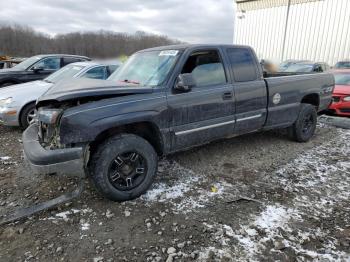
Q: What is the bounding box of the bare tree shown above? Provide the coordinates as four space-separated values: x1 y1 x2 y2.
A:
0 24 182 58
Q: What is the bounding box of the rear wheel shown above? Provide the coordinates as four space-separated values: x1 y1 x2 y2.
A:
89 134 158 201
288 103 317 142
19 103 36 129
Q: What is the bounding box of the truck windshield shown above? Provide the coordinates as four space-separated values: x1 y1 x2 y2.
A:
13 56 41 70
45 64 84 83
334 73 350 86
108 50 180 86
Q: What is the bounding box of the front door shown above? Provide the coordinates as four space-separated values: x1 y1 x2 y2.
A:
167 48 235 151
25 57 61 82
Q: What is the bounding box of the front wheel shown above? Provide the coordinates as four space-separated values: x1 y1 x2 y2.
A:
89 134 158 201
288 103 317 142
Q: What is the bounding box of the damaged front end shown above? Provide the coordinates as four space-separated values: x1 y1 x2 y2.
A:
23 103 87 178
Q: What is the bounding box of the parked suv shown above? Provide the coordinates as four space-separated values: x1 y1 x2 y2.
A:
0 54 90 87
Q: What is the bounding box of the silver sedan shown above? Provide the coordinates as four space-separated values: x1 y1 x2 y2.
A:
0 61 120 128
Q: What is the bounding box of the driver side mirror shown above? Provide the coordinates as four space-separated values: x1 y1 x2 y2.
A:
174 73 195 92
32 65 44 73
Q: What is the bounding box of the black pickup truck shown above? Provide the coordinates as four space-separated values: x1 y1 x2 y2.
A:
23 44 334 201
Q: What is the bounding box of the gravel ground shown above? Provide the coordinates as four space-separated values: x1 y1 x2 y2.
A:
0 123 349 261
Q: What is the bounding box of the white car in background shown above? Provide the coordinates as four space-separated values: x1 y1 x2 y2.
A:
0 61 120 128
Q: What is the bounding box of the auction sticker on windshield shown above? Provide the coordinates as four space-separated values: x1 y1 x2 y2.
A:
159 50 178 56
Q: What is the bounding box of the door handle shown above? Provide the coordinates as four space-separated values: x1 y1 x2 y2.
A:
222 92 233 100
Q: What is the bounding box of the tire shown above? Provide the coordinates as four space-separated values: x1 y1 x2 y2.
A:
89 134 158 201
19 103 36 129
288 103 317 142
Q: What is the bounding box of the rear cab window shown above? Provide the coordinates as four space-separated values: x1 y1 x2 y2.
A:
226 48 258 82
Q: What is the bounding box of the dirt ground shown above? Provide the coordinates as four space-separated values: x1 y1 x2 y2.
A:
0 123 349 262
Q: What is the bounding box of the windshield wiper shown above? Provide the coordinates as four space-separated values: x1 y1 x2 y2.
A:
120 79 140 85
43 79 53 83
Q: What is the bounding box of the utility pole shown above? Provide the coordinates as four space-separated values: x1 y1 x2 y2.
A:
281 0 291 61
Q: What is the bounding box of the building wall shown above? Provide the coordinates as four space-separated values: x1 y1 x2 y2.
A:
234 0 350 65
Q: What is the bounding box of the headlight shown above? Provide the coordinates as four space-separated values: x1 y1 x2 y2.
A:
37 108 63 124
343 96 350 102
0 97 12 107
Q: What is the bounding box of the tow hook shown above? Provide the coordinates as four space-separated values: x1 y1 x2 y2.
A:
0 179 85 226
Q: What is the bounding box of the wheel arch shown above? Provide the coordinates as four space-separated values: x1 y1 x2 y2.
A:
18 101 36 125
89 121 164 157
301 93 320 109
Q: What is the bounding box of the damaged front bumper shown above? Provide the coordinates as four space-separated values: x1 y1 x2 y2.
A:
23 124 86 177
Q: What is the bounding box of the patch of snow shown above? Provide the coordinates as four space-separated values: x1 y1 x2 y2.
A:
55 209 80 220
197 246 233 261
81 223 90 231
142 160 229 213
233 129 350 260
0 156 11 160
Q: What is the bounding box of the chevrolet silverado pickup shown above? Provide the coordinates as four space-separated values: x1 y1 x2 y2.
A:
23 44 334 201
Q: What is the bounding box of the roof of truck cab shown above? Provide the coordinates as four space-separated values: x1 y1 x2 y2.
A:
139 44 252 52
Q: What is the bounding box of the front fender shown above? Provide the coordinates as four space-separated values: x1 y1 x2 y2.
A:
59 110 164 145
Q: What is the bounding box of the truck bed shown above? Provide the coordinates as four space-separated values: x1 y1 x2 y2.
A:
263 72 334 128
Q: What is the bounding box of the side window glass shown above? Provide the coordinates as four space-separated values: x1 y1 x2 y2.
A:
34 57 60 70
81 66 106 79
226 48 258 82
315 65 322 72
181 50 226 87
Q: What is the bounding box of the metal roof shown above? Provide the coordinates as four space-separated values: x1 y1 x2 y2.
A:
236 0 322 11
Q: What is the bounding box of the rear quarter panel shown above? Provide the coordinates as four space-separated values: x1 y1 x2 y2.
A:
264 73 334 128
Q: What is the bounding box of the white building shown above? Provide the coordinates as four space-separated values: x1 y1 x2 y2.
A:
234 0 350 65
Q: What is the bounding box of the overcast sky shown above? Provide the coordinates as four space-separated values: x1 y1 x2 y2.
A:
0 0 234 43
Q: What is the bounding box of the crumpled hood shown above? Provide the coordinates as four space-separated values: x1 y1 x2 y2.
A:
333 84 350 95
38 78 153 102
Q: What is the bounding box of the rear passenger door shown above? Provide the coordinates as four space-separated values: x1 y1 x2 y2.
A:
167 48 235 151
226 47 268 134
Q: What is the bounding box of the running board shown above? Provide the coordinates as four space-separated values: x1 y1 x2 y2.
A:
0 180 84 226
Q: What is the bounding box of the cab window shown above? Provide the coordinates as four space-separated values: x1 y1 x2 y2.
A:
33 57 61 70
181 50 227 87
227 48 258 82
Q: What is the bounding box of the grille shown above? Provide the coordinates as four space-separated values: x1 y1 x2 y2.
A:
332 96 341 103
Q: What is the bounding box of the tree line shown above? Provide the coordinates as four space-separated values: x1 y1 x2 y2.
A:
0 24 182 58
